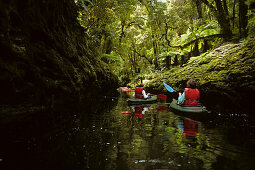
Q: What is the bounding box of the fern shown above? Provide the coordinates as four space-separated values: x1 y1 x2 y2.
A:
179 21 220 45
101 54 122 62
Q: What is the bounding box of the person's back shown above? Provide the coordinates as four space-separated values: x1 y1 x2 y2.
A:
134 83 151 99
178 79 200 105
184 88 200 105
135 86 144 98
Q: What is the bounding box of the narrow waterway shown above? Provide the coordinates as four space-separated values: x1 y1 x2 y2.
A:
1 91 255 170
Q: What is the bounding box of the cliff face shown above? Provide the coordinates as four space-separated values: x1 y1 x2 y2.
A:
0 0 119 105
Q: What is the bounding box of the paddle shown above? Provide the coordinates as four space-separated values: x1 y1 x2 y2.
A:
163 82 176 93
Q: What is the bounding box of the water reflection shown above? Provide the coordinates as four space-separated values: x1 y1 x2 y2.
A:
98 97 255 169
1 95 255 170
130 105 150 120
177 119 198 141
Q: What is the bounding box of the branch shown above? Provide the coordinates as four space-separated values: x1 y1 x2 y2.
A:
200 0 217 13
132 49 153 64
127 21 136 27
127 21 144 30
170 34 223 48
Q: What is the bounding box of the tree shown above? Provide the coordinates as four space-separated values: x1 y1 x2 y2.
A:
194 0 203 18
238 0 248 37
75 0 253 85
200 0 232 40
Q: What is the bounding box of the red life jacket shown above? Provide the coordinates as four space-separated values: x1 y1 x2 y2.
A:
183 120 198 140
134 106 143 118
184 88 200 105
135 87 144 98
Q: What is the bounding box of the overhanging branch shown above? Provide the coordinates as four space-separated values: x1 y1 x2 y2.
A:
132 49 153 64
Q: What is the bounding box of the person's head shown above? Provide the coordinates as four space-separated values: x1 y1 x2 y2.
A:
186 79 197 89
136 83 144 87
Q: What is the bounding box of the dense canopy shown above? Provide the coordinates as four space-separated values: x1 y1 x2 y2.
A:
76 0 255 86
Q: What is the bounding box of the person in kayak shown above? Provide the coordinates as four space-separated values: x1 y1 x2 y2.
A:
133 83 151 99
178 79 200 105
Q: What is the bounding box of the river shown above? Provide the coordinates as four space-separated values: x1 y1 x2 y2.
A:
1 90 255 170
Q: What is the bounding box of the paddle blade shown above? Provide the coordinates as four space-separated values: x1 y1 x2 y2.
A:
163 82 176 92
157 94 167 101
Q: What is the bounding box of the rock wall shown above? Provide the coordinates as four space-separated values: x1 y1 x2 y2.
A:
0 0 119 105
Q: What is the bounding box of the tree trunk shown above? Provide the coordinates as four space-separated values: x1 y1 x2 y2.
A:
193 40 200 56
195 0 203 18
152 34 159 69
173 54 178 66
105 37 112 54
181 55 185 66
222 0 229 16
233 0 236 28
203 39 209 52
201 0 232 40
119 21 125 43
214 0 232 40
239 0 248 38
166 55 171 69
164 23 171 47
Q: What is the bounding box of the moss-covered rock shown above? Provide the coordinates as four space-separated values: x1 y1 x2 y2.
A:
146 39 255 112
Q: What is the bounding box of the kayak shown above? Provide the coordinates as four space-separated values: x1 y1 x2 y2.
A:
170 99 209 114
120 87 133 92
127 95 158 105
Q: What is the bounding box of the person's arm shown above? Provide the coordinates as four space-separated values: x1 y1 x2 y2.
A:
178 92 185 105
142 90 149 98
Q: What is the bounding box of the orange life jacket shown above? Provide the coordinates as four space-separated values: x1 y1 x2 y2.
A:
184 88 200 105
135 87 144 98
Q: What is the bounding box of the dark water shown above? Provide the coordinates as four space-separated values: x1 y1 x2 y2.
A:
1 92 255 170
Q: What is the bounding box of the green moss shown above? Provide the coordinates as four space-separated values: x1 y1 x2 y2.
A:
145 38 255 94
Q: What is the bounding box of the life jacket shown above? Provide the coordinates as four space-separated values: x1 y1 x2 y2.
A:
135 87 144 99
183 120 198 140
134 106 143 118
184 88 200 105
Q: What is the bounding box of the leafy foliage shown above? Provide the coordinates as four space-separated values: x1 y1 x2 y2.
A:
246 0 255 36
75 0 252 86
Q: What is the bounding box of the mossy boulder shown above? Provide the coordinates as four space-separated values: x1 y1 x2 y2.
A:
146 38 255 112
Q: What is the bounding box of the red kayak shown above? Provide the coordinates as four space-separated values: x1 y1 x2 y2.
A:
120 87 133 92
